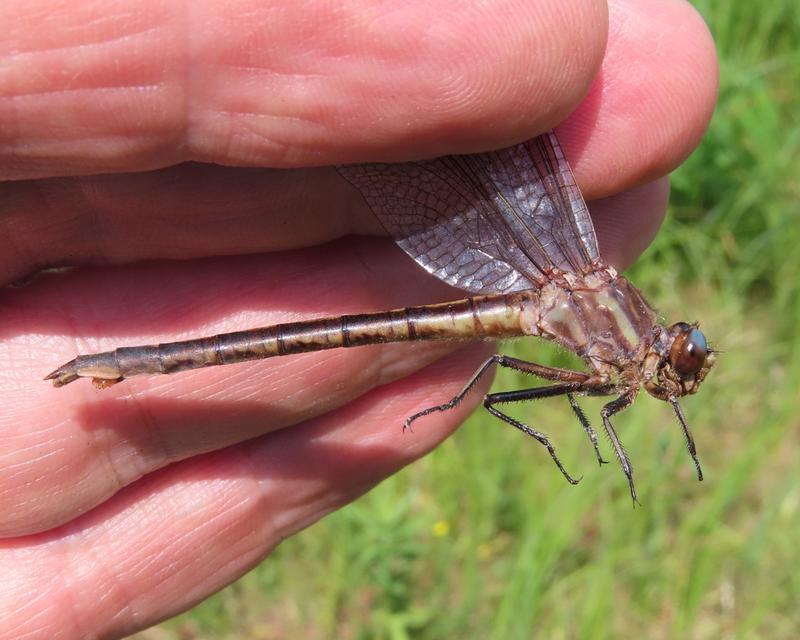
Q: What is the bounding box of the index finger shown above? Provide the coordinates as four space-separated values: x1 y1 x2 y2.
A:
0 0 607 179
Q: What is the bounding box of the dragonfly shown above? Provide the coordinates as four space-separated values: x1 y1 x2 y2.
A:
45 131 715 503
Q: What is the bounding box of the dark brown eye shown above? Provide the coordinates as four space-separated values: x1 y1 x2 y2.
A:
670 327 708 377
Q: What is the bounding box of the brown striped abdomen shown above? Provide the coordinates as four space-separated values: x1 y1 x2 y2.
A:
45 292 533 387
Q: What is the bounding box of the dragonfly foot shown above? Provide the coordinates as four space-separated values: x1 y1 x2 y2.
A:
403 402 455 433
555 462 582 485
627 478 640 507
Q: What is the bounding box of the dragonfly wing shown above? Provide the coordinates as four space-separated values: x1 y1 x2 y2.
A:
337 130 600 294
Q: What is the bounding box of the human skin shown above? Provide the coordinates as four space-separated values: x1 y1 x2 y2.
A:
0 0 717 637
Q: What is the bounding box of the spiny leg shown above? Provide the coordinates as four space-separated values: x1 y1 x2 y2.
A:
669 397 704 481
483 384 587 485
600 390 639 505
403 354 590 431
567 393 608 465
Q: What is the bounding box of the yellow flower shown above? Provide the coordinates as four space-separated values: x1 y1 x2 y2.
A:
432 520 450 537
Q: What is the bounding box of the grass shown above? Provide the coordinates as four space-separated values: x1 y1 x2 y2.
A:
137 1 800 638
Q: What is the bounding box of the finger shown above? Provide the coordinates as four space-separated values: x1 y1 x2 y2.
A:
1 345 492 638
559 0 718 198
591 176 670 269
2 0 716 180
1 0 607 178
1 164 667 284
0 237 480 536
0 0 716 280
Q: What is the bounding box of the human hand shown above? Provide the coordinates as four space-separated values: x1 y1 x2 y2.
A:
0 0 716 637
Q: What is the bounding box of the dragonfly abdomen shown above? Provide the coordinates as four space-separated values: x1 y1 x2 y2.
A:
45 293 531 387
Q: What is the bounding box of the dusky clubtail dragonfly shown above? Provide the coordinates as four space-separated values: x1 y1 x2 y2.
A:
45 131 715 503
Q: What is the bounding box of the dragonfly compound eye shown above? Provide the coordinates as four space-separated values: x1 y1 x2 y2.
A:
669 325 708 377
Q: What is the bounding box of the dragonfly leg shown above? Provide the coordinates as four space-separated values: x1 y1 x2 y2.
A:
483 384 586 485
404 355 497 431
567 393 608 465
489 356 591 383
669 397 704 481
600 390 639 505
403 355 590 431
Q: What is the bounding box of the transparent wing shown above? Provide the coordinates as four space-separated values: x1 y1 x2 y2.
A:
337 130 599 294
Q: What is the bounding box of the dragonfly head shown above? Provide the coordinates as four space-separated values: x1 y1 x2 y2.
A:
643 322 715 400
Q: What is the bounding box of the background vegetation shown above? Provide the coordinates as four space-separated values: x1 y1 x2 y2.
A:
138 1 800 637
